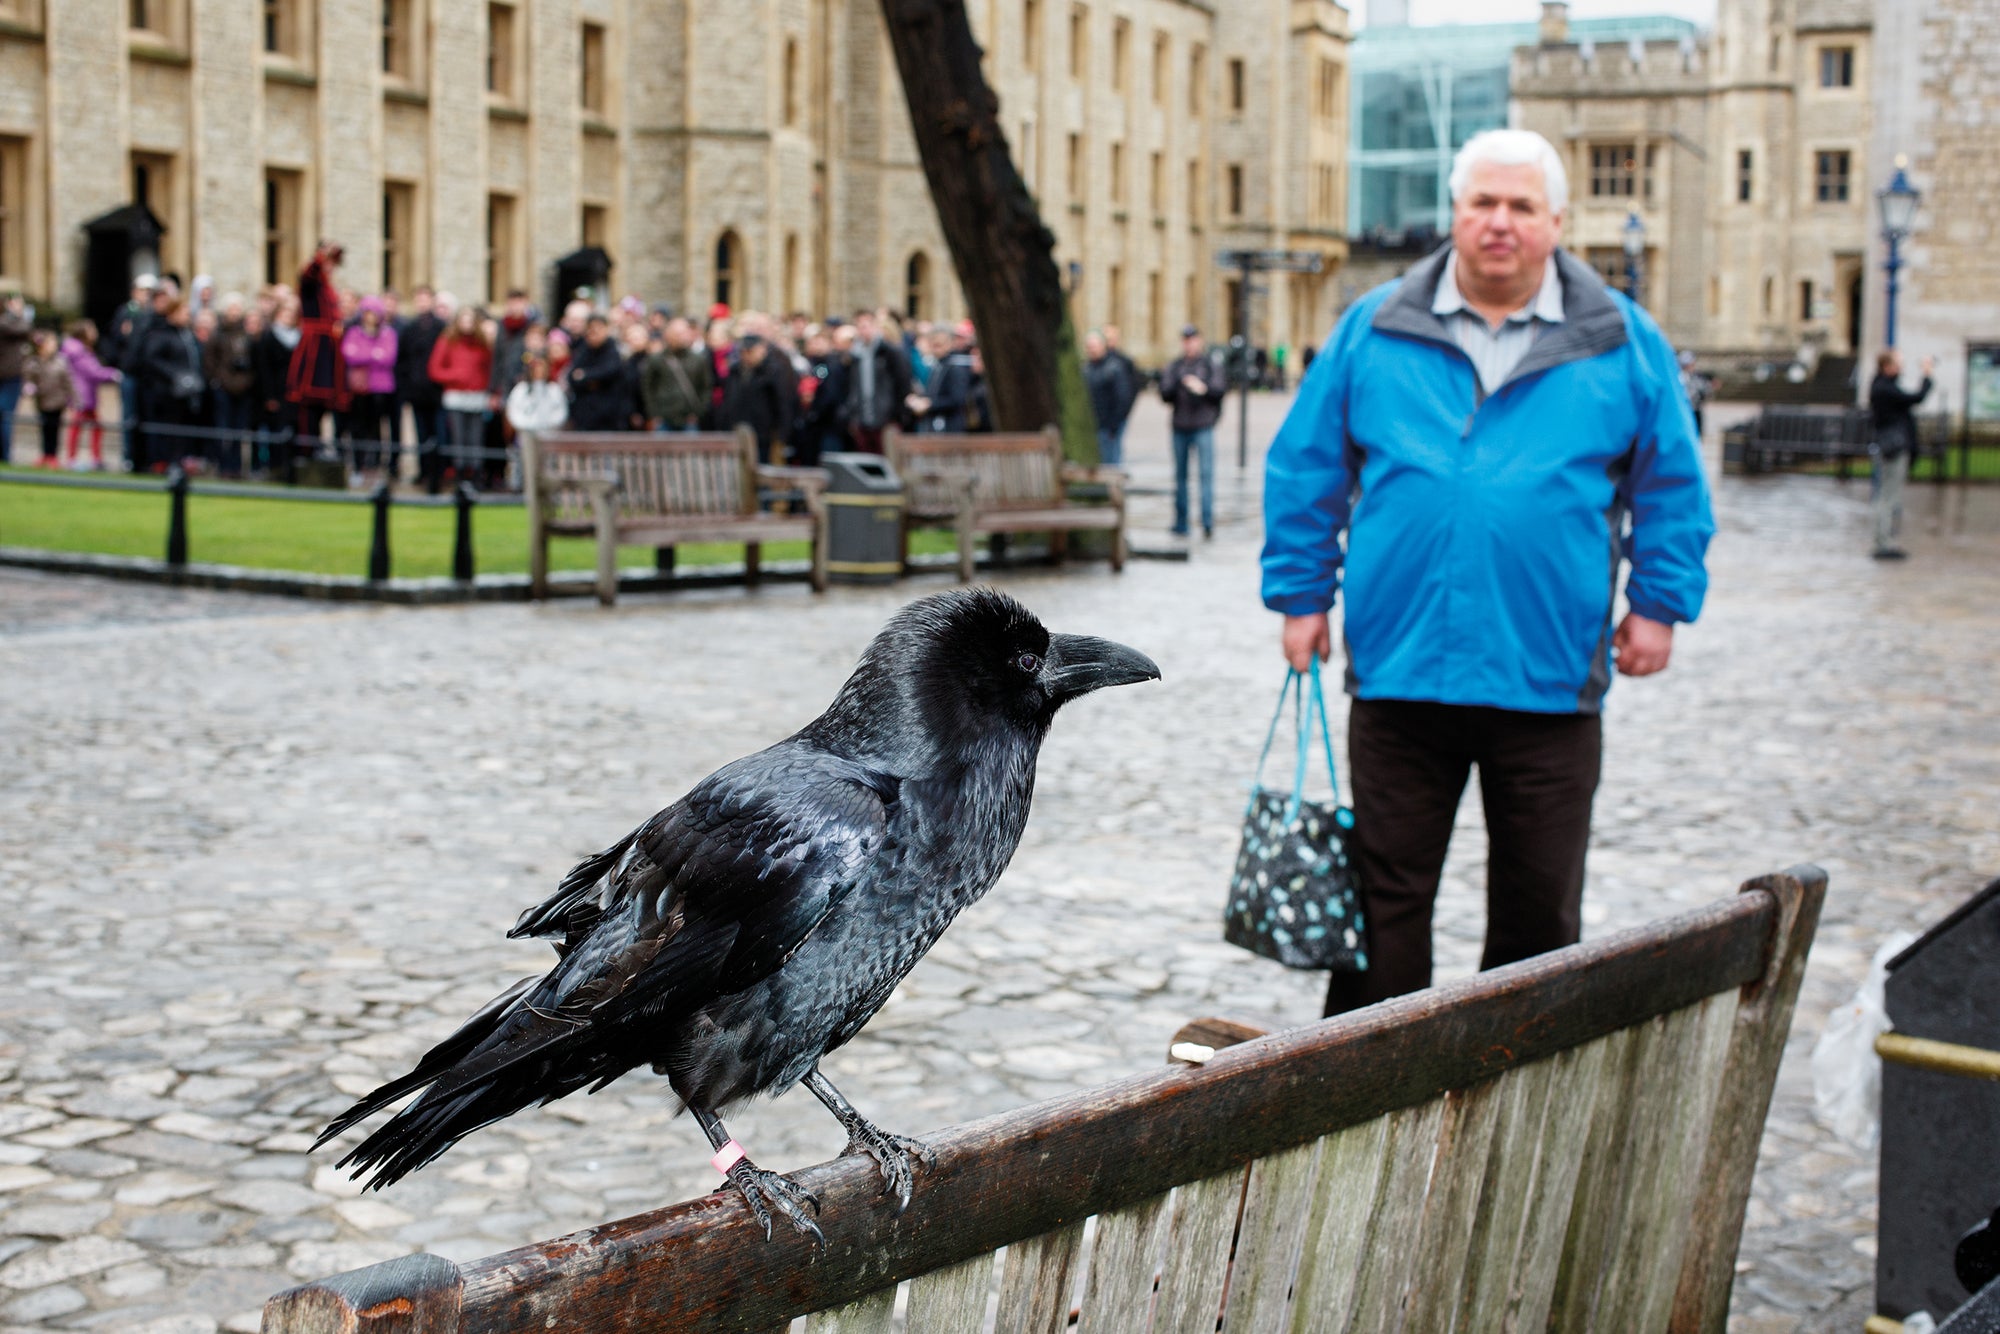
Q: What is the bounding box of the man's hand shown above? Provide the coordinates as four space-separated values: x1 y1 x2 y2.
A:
1181 374 1207 395
1612 613 1674 677
1282 613 1333 673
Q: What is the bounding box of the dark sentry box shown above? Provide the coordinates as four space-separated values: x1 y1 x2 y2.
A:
1878 878 2000 1323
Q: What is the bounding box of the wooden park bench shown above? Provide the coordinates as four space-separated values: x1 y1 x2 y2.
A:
885 425 1127 580
264 865 1821 1333
1727 405 1873 477
525 428 830 606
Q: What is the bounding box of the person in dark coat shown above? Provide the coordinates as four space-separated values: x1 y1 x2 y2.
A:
0 295 30 466
286 242 350 469
203 297 257 475
396 288 447 476
641 316 714 432
718 335 796 463
791 327 848 467
1158 325 1227 539
101 277 156 471
1867 348 1935 561
252 295 302 476
908 330 974 434
564 313 628 432
838 310 912 453
134 298 206 471
1083 329 1140 465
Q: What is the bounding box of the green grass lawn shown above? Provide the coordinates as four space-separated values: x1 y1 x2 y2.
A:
0 475 959 580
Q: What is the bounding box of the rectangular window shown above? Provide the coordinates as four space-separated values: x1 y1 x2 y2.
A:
1069 5 1087 80
131 0 183 42
1149 150 1163 212
1227 163 1243 217
382 180 416 293
1799 278 1815 320
1111 19 1128 91
1316 59 1340 121
0 136 25 287
1110 141 1124 205
1736 149 1753 203
487 3 516 98
1022 0 1040 72
133 151 184 277
783 37 799 127
1642 144 1657 203
1189 44 1205 115
264 0 291 57
382 0 416 78
1815 149 1851 203
1187 159 1201 226
487 192 517 302
1108 264 1124 329
1186 273 1197 330
1147 270 1161 344
580 21 606 113
1819 45 1853 88
1020 119 1037 193
1589 143 1638 198
1227 58 1245 113
1151 33 1168 106
582 203 608 249
1067 133 1084 200
264 167 302 287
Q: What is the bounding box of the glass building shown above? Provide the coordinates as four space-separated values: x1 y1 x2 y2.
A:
1348 15 1700 238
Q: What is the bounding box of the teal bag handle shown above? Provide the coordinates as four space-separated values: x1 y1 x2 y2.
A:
1250 658 1344 821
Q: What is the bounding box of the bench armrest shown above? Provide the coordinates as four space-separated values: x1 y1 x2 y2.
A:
757 464 831 497
1061 463 1126 504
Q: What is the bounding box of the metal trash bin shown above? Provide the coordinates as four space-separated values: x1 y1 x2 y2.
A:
821 453 905 584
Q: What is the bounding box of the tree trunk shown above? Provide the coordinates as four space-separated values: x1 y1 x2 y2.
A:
878 0 1097 459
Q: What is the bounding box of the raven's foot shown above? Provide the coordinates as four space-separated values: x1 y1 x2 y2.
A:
725 1160 824 1246
840 1118 934 1213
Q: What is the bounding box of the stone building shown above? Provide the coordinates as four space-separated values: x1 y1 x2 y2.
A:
0 0 1350 365
1513 0 1875 360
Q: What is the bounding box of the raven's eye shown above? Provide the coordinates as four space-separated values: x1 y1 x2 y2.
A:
1016 653 1042 674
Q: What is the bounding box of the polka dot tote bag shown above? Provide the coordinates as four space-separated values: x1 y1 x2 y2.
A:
1223 660 1367 972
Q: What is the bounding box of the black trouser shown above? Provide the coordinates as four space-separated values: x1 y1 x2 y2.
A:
39 410 63 461
1324 699 1602 1017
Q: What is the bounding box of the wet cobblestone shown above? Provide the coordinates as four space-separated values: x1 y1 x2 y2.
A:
2 396 1997 1331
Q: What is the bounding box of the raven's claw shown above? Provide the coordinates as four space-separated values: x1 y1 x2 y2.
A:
726 1161 824 1247
841 1122 932 1213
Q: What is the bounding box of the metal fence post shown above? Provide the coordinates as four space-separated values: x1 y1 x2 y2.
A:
368 483 392 582
452 481 477 583
165 466 189 567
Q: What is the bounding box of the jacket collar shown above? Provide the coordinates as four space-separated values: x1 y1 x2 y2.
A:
1372 246 1629 388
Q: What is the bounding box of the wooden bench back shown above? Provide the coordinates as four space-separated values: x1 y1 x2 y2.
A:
265 867 1823 1334
531 429 759 524
886 426 1065 515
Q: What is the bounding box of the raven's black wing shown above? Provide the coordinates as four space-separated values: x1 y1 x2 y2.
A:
323 743 898 1187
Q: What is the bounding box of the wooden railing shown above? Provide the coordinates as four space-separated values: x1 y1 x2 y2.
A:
264 867 1822 1334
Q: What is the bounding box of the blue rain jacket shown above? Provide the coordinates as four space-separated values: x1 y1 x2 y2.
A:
1261 247 1713 714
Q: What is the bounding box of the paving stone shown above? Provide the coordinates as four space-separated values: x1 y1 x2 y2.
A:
0 1236 147 1289
0 1201 113 1239
1 1283 87 1321
208 1181 323 1218
119 1208 247 1251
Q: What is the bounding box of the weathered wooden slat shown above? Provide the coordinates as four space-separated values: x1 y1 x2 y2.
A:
1075 1194 1169 1334
1399 1075 1510 1331
1598 991 1740 1333
1341 1097 1447 1333
800 1285 896 1334
1447 1052 1561 1331
1498 1038 1612 1333
282 889 1781 1334
1549 1021 1649 1329
1152 1169 1246 1334
1290 1114 1393 1334
1220 1138 1323 1332
259 1251 461 1333
994 1222 1086 1334
1670 867 1826 1333
905 1251 996 1334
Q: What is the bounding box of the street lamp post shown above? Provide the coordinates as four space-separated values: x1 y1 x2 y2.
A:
1876 157 1921 348
1622 210 1646 310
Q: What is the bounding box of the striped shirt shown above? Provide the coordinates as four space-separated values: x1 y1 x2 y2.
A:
1431 252 1566 395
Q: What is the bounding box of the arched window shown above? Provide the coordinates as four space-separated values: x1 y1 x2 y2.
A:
905 251 931 322
715 230 745 310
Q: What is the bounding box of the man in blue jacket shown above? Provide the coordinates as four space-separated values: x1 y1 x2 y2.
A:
1261 129 1713 1017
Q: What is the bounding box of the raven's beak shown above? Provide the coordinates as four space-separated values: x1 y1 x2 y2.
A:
1044 633 1162 702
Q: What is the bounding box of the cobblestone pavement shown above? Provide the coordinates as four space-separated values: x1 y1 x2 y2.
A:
2 394 1998 1332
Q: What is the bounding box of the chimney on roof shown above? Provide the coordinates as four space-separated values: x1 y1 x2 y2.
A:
1540 1 1570 45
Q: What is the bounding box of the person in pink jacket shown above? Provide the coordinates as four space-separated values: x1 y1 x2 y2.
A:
339 297 400 476
61 320 123 470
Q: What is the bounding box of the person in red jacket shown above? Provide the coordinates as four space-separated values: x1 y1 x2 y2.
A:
426 305 494 492
285 241 349 476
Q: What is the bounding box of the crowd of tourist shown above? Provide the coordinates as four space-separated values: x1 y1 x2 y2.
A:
7 242 1149 492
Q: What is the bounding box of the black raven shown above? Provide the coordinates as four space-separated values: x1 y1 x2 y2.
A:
314 588 1158 1241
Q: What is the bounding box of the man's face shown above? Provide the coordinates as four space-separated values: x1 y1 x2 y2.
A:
1182 334 1204 359
854 313 877 341
506 295 527 319
1104 324 1122 349
586 320 609 347
413 290 434 316
665 318 693 350
1451 160 1563 295
1084 333 1106 361
1883 351 1903 379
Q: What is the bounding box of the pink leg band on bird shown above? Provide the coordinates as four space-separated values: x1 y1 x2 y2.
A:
711 1139 747 1175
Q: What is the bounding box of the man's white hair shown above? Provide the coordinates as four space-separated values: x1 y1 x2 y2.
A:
1448 129 1569 215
